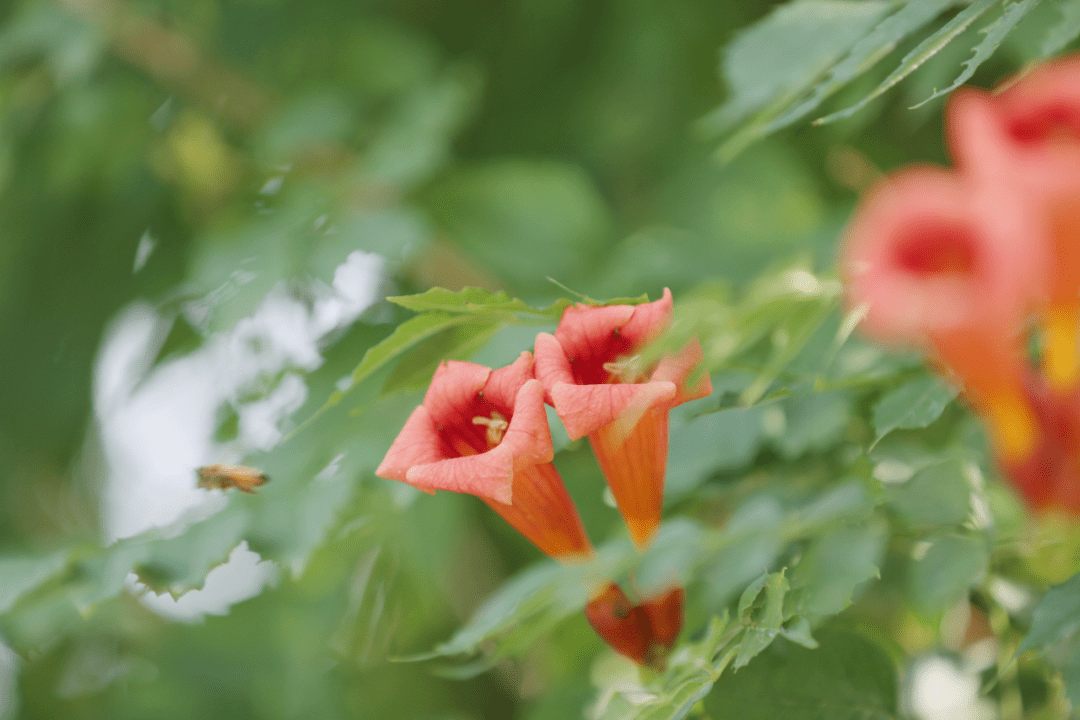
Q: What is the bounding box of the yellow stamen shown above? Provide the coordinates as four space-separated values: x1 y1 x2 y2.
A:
1044 304 1080 392
473 412 508 448
985 392 1039 463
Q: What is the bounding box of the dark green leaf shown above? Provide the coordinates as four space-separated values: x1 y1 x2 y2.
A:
705 629 898 720
1041 0 1080 56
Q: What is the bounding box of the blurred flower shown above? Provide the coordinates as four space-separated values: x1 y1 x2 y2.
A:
949 64 1080 393
584 583 684 670
840 165 1049 463
999 372 1080 513
377 352 593 559
534 289 712 547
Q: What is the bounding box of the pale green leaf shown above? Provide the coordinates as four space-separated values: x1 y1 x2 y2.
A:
908 534 988 616
759 0 962 137
1020 570 1080 652
592 616 742 720
386 286 569 317
913 0 1043 108
0 551 68 614
872 374 957 441
702 0 891 135
789 520 886 620
886 459 972 529
816 0 999 125
734 570 789 669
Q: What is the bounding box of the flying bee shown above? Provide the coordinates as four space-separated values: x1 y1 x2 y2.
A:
196 464 269 494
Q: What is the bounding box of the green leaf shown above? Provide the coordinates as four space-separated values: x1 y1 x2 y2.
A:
872 374 957 442
739 297 836 406
386 286 569 318
591 616 743 720
885 459 972 529
401 539 637 665
381 319 502 392
816 0 999 125
701 0 892 135
912 0 1044 108
907 534 988 616
665 399 765 501
789 520 886 620
1020 570 1080 653
0 455 358 652
757 0 962 138
361 63 483 189
408 481 877 673
304 312 478 425
0 551 68 614
1041 0 1080 56
1060 644 1080 710
734 570 790 669
774 390 851 460
705 629 898 720
426 160 612 293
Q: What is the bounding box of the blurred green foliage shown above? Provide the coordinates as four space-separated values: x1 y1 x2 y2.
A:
4 0 1080 718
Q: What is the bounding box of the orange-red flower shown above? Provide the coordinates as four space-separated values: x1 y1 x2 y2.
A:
584 583 684 670
534 289 712 547
840 166 1049 463
948 67 1080 394
377 352 592 559
999 372 1080 513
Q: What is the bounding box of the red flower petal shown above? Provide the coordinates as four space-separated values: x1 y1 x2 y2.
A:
406 443 515 505
375 405 443 491
548 381 675 441
500 379 555 470
377 353 592 558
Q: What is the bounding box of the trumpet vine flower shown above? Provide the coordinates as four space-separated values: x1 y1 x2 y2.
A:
534 289 712 547
948 68 1080 394
377 352 593 559
584 583 684 669
840 166 1049 463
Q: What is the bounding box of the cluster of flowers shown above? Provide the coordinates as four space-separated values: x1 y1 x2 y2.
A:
377 290 711 667
842 54 1080 512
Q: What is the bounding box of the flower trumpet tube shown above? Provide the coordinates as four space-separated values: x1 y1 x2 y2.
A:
376 351 593 560
534 289 712 547
999 371 1080 513
948 66 1080 393
584 583 684 670
584 583 653 667
840 166 1050 463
